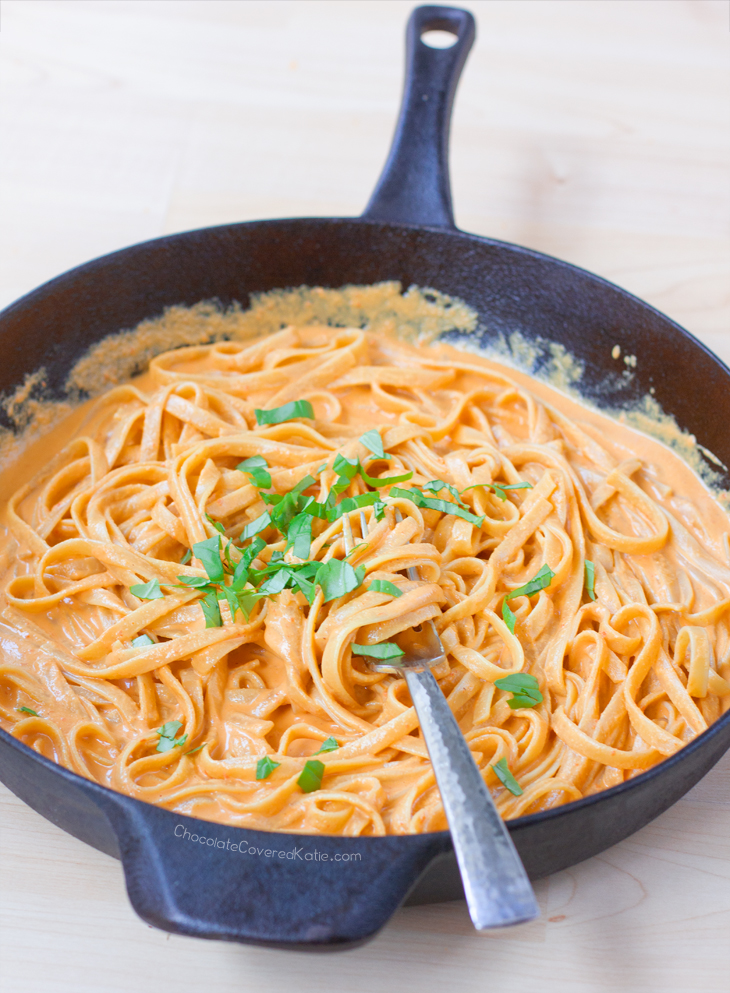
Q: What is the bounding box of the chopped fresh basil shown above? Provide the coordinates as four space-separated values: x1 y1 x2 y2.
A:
185 743 205 756
302 497 330 520
373 500 386 522
200 590 222 628
130 578 163 600
17 706 38 716
236 455 272 490
230 557 250 592
326 491 380 522
156 720 188 753
131 634 155 648
368 579 403 598
491 757 523 796
257 568 290 597
205 513 227 536
175 575 214 588
297 758 325 793
180 548 192 565
314 736 339 754
463 481 533 501
492 481 532 501
269 475 317 529
290 570 317 604
193 536 225 584
237 590 265 620
240 536 266 569
494 673 544 709
256 755 281 780
501 598 517 634
585 559 596 601
506 564 555 600
359 464 413 489
351 642 405 660
254 399 314 426
240 511 272 542
218 584 243 623
316 559 365 603
359 429 387 460
423 479 468 508
332 453 360 494
285 512 312 559
389 487 484 527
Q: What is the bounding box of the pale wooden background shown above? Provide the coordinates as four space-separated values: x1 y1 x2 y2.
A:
0 2 729 991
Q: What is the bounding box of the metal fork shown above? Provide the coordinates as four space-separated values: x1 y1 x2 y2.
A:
341 509 539 930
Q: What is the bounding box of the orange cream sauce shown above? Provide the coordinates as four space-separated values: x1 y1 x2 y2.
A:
0 325 728 832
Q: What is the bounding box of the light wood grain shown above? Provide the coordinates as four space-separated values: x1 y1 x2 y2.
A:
0 1 729 990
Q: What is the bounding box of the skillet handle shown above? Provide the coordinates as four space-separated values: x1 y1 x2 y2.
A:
97 791 451 949
362 5 475 228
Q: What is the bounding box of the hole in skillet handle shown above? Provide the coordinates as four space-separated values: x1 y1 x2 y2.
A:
420 29 459 49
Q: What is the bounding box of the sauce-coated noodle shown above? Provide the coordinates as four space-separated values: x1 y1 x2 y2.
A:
1 322 729 835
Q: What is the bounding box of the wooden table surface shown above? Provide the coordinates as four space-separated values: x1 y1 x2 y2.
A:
1 2 729 990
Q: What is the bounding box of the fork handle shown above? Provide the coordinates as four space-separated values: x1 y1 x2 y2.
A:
404 668 539 928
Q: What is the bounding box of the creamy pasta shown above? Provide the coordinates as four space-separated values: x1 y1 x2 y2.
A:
1 319 729 836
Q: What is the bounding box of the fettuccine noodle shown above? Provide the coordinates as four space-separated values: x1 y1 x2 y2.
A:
1 320 729 836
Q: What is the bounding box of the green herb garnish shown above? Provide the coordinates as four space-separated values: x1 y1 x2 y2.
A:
17 706 38 716
131 634 155 648
506 564 555 600
501 598 517 634
180 548 192 565
331 453 360 494
491 757 523 796
237 455 272 490
185 743 206 756
267 475 317 529
389 487 485 527
255 400 314 426
130 578 163 600
256 755 281 780
314 737 339 754
584 560 596 601
463 481 533 501
200 590 222 628
423 479 468 508
326 491 380 522
368 579 403 598
237 590 265 619
285 512 312 559
494 673 544 709
351 642 405 660
257 568 290 597
175 575 214 588
156 720 188 752
358 464 414 489
297 759 325 793
193 535 225 584
205 513 227 536
316 559 365 603
240 511 272 542
359 430 387 460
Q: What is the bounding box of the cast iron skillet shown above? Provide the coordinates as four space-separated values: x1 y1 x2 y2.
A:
0 5 729 951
